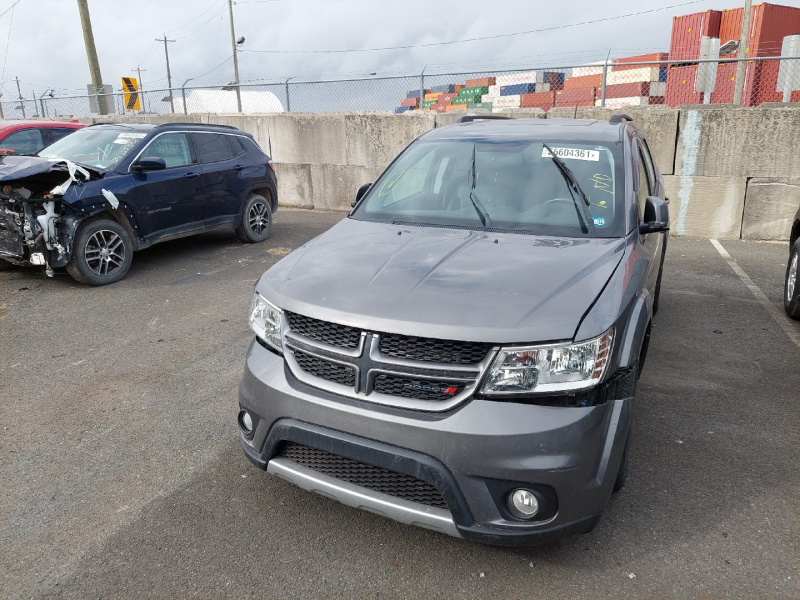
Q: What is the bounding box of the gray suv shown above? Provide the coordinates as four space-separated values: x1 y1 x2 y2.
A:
238 115 669 545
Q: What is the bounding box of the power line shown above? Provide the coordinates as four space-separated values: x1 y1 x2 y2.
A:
242 1 705 54
173 5 228 40
165 0 226 35
0 0 24 20
0 0 18 80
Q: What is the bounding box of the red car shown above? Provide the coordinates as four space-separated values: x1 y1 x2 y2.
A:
0 120 85 155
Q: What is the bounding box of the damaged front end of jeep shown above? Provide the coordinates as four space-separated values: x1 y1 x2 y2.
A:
0 156 107 276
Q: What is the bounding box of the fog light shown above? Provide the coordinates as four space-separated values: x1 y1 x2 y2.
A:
507 489 540 519
239 410 254 434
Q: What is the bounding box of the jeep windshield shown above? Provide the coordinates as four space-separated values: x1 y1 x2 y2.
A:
38 127 148 170
352 138 624 238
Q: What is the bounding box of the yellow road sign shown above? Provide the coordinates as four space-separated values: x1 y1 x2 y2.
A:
122 77 141 111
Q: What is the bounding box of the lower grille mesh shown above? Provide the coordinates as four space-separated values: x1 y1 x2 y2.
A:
278 442 449 510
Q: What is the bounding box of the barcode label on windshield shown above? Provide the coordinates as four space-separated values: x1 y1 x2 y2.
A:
542 147 600 161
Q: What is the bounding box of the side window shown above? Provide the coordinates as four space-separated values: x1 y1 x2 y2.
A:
1 129 44 154
140 133 192 168
193 132 235 164
50 128 79 143
639 138 657 194
228 135 245 156
635 144 651 222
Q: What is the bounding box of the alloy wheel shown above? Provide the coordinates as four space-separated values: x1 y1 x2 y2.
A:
84 229 126 276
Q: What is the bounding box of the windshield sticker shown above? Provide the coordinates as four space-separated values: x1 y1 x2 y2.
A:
117 132 146 139
542 147 600 161
591 173 614 195
593 217 606 226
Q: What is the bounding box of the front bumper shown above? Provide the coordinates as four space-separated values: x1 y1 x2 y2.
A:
239 340 633 546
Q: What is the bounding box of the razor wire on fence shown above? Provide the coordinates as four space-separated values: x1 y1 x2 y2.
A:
2 54 800 120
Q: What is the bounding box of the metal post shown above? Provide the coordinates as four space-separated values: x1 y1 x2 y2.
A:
133 66 146 112
31 92 37 117
284 77 293 112
181 78 194 116
227 0 243 113
15 77 25 118
600 49 611 108
157 35 176 113
420 65 427 110
77 0 109 115
733 0 753 106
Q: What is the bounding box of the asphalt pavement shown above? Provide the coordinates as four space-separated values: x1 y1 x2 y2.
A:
1 209 798 599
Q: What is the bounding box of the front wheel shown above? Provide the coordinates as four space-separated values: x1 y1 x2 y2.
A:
785 239 800 320
66 218 133 286
236 193 272 243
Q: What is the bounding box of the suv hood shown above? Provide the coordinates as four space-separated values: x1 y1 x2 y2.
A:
258 218 625 343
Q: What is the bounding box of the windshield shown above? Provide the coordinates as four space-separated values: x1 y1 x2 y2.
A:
38 127 148 169
352 137 624 237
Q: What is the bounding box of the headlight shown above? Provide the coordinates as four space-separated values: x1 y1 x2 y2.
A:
480 329 613 395
249 292 283 353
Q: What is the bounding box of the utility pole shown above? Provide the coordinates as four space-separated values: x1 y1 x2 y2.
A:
76 0 109 114
15 77 25 118
227 0 243 113
157 34 176 113
132 66 146 112
733 0 753 106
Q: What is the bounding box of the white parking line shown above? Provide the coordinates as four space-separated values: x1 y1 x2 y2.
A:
710 239 800 350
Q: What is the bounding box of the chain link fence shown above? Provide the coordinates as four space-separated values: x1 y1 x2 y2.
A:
2 55 799 120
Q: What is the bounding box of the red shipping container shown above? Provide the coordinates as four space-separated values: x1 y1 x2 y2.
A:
520 91 555 109
438 93 456 105
556 87 596 102
648 96 667 105
564 74 603 89
554 100 595 108
465 77 496 87
665 65 703 106
401 97 420 107
669 10 722 61
716 4 800 58
710 62 738 103
605 82 651 99
613 53 669 70
792 90 800 102
719 7 744 49
744 59 783 105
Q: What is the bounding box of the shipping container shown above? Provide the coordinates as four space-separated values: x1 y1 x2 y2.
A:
468 102 493 110
607 67 666 85
564 74 603 89
719 7 744 48
669 10 722 61
401 97 420 107
598 96 650 109
648 96 667 105
431 84 458 93
394 106 413 114
493 95 522 107
750 3 800 56
424 92 443 102
604 82 651 99
544 71 566 85
458 86 490 96
465 77 496 87
665 65 703 106
456 94 483 104
445 104 469 112
612 53 669 70
438 93 457 105
520 91 556 109
422 100 437 109
496 71 543 85
571 65 604 77
555 87 596 103
500 83 538 95
650 81 667 97
406 89 430 99
710 62 738 103
554 100 595 108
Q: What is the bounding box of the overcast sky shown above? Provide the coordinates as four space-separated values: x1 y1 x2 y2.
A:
2 0 800 99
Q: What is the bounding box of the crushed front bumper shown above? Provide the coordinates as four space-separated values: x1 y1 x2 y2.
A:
238 340 633 546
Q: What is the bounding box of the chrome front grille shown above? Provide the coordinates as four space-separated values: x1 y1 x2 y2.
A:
282 312 495 412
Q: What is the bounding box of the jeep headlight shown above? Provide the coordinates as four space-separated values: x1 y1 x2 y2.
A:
480 329 613 395
250 293 283 353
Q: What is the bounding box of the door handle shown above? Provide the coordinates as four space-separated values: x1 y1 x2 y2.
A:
233 164 245 171
184 172 200 179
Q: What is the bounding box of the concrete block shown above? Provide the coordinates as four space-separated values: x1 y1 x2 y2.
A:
675 106 800 178
663 175 746 239
434 108 545 128
345 112 435 169
547 107 679 175
207 115 271 153
263 113 348 166
742 178 800 241
308 164 384 211
274 163 314 209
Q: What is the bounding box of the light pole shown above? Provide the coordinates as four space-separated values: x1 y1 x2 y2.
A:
39 89 54 119
228 0 243 113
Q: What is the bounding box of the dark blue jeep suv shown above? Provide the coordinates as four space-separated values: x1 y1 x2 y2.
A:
0 122 277 285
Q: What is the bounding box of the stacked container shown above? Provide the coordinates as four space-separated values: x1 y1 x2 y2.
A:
669 9 723 61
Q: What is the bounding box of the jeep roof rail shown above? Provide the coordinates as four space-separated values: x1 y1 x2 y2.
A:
458 114 511 123
153 122 239 130
609 114 634 124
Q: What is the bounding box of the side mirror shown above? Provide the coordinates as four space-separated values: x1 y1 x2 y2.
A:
131 156 167 172
352 182 372 208
640 195 670 234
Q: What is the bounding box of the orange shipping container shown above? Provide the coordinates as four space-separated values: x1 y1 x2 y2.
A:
465 77 495 87
669 10 722 61
564 74 603 89
424 92 443 102
520 91 555 109
613 53 669 70
716 3 800 58
445 104 469 112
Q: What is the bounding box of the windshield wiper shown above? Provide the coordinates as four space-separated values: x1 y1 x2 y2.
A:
468 144 492 229
542 143 594 235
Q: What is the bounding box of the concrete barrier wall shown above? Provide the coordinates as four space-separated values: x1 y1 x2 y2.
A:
93 105 800 240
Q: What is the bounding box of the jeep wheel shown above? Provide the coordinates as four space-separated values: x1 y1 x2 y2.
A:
66 218 133 286
236 193 272 243
785 239 800 320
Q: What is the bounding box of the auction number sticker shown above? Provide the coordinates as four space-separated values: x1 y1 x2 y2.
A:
542 147 599 161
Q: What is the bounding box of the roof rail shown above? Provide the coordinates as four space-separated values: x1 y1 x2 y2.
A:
609 114 634 124
458 114 511 123
153 122 239 130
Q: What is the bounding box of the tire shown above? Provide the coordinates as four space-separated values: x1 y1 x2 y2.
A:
0 259 14 271
652 235 667 315
613 431 631 493
785 239 800 320
66 218 133 286
236 193 272 243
